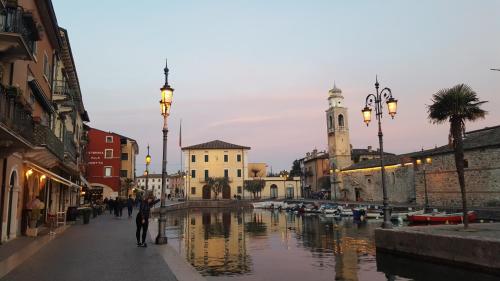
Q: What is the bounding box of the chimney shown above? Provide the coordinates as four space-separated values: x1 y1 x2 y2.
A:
367 146 372 152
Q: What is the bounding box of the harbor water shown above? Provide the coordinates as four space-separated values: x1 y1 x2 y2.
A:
164 208 498 281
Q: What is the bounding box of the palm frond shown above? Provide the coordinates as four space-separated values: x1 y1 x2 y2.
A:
428 83 487 124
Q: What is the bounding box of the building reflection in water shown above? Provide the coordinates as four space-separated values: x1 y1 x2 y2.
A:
166 209 381 280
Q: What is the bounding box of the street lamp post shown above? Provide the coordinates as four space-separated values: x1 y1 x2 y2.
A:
156 59 174 245
145 145 151 195
417 157 432 212
361 76 398 229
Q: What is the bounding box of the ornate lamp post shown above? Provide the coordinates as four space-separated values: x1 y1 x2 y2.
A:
145 145 151 194
361 77 398 229
156 59 174 245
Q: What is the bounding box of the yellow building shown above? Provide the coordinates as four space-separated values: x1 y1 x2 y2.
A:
119 137 138 195
182 140 249 200
248 176 301 200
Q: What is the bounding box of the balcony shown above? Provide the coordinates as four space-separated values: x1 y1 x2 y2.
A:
0 85 34 149
64 131 77 162
0 6 40 61
33 124 64 160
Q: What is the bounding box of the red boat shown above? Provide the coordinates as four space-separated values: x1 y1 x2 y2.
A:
407 211 477 224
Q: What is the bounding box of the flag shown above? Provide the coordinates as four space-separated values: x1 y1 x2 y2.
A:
179 119 182 147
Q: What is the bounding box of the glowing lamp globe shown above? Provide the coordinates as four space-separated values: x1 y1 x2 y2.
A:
386 97 398 118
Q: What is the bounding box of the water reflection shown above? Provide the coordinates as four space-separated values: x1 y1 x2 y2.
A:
166 209 498 281
166 209 395 281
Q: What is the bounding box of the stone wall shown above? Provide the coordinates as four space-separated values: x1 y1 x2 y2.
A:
338 164 415 203
415 147 500 208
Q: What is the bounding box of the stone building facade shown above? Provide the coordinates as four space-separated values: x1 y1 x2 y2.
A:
335 125 500 207
413 126 500 208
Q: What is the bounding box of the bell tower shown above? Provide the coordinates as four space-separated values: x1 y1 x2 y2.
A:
326 83 352 170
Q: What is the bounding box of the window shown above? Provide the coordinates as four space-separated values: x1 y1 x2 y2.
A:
237 169 242 177
104 167 112 177
121 153 128 160
204 170 209 180
237 186 242 194
104 149 113 158
464 159 469 168
191 155 196 163
237 154 241 162
224 155 228 162
204 155 209 162
191 187 196 195
338 114 345 127
106 136 113 143
224 169 229 178
120 170 127 177
191 170 196 178
329 115 333 129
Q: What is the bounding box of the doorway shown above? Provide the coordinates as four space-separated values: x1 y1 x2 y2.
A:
202 185 211 200
270 184 278 199
7 170 18 239
222 185 231 199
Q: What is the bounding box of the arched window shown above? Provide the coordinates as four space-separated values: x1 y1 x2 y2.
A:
328 115 333 129
338 114 344 127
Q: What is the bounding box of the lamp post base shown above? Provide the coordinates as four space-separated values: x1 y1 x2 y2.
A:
381 205 393 229
155 207 168 245
155 235 168 245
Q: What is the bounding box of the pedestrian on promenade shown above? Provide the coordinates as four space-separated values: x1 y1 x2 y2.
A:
108 198 114 215
136 195 160 247
114 197 121 217
127 195 134 218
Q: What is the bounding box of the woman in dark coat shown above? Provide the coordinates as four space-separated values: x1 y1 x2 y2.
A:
136 196 160 247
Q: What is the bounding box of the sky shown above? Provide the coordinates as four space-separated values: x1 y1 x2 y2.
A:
52 0 500 174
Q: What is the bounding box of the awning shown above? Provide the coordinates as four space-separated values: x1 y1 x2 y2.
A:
80 175 91 188
25 161 80 189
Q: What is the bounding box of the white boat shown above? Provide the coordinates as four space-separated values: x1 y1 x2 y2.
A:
252 201 289 209
337 206 353 217
365 211 382 219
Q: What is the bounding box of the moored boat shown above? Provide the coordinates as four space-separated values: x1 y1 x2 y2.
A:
408 211 477 224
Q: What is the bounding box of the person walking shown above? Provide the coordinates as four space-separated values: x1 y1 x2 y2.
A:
127 195 134 218
114 197 120 217
108 198 114 215
136 195 160 247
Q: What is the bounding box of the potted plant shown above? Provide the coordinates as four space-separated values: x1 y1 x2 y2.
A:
83 208 91 224
26 197 45 237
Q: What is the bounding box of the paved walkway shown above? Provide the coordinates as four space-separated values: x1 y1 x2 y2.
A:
0 210 177 281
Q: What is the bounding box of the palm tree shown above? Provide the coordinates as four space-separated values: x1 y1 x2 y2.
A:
244 179 266 199
207 177 230 200
428 84 487 228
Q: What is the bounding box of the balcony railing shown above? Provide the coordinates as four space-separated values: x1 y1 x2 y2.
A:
0 7 39 58
64 131 77 161
0 85 33 143
199 177 233 183
33 124 64 160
